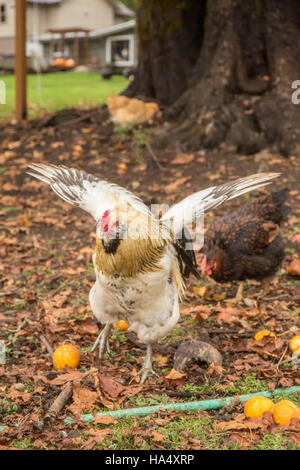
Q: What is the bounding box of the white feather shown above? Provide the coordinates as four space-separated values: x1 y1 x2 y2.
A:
26 163 151 221
161 173 281 236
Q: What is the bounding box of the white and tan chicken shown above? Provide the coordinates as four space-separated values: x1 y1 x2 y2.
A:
27 163 280 382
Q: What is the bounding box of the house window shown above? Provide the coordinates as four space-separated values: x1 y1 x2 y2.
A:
0 4 6 23
106 35 134 66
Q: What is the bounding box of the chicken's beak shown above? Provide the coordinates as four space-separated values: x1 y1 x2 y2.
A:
200 255 208 272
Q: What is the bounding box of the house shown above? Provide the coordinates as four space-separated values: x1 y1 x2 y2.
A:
40 19 136 73
0 0 134 70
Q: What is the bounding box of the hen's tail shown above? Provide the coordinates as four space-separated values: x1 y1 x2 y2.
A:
259 189 290 225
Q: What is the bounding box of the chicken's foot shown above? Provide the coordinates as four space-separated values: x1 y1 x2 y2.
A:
225 281 244 304
139 344 159 384
91 323 113 359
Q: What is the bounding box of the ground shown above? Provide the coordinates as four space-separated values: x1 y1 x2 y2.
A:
0 105 299 450
0 72 129 121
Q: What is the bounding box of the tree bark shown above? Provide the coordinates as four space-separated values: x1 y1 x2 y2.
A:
125 0 206 105
127 0 300 157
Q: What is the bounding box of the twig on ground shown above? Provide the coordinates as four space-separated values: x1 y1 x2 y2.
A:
40 335 54 357
44 382 73 423
276 345 288 372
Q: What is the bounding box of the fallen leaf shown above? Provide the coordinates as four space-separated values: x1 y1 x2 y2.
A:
116 162 128 174
286 258 300 276
98 374 124 398
74 320 98 335
93 414 117 425
217 414 262 431
171 152 194 165
164 368 187 380
164 177 191 194
68 383 99 415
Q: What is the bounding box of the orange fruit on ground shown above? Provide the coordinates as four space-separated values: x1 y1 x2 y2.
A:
273 400 300 425
113 320 129 331
289 335 300 352
254 330 277 342
244 396 275 419
53 344 80 371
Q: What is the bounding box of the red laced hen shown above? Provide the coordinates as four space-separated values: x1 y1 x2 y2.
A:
201 190 289 301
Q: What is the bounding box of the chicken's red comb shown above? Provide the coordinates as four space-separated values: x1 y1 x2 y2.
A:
100 210 110 232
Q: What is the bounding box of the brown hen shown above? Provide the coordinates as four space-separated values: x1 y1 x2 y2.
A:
201 190 289 301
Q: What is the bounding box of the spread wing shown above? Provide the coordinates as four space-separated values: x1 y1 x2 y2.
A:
161 173 281 236
26 163 151 221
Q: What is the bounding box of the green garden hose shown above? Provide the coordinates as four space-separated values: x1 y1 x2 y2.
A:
67 385 300 423
1 385 299 433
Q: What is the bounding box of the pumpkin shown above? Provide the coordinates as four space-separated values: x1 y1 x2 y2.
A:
113 320 129 331
273 400 300 425
53 344 80 370
289 335 300 353
244 396 274 419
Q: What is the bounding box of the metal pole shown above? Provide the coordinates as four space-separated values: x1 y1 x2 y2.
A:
15 0 27 121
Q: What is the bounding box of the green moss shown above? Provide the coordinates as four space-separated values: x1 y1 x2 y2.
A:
129 394 170 407
253 433 299 450
137 0 193 42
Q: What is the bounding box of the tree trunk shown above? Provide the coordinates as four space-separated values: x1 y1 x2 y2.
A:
126 0 300 157
125 0 206 105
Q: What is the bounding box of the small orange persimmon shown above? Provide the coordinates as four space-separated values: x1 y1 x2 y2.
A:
273 400 300 425
244 396 274 419
254 330 277 342
53 344 80 371
113 320 129 331
289 335 300 353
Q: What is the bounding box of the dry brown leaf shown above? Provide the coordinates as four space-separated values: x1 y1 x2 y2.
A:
48 370 87 386
151 431 165 441
74 319 98 335
286 258 300 276
216 414 262 431
93 414 117 425
98 374 125 398
164 368 187 380
171 152 194 165
164 177 191 194
68 383 99 415
116 162 128 174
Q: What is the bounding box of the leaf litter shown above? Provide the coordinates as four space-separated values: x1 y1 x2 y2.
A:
0 106 299 449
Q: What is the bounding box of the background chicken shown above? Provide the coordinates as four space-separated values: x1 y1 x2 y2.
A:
106 93 160 126
201 190 289 301
27 164 279 382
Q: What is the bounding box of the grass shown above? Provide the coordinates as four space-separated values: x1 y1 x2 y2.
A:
0 71 129 120
253 433 298 451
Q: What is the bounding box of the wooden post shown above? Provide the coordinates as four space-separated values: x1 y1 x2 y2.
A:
74 33 79 65
50 34 55 63
61 32 65 57
15 0 27 121
84 32 90 66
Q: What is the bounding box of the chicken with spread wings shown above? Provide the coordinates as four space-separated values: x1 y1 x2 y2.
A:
27 164 280 381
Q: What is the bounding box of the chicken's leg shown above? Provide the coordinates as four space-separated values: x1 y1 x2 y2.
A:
139 344 159 384
91 322 113 359
225 281 244 304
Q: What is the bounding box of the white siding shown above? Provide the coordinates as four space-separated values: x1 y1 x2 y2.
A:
0 0 15 38
45 0 114 32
